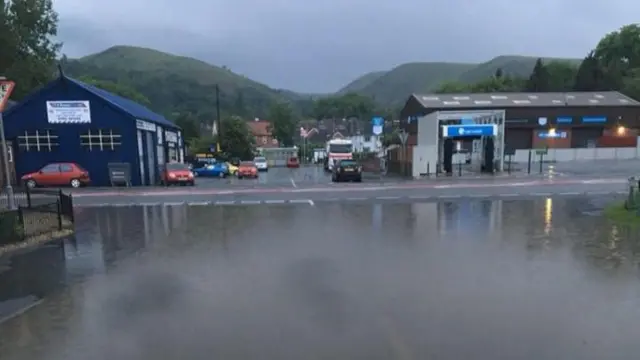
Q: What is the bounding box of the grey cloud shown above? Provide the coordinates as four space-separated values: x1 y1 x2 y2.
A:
55 0 639 93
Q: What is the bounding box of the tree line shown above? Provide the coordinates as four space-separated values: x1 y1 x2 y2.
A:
436 24 640 100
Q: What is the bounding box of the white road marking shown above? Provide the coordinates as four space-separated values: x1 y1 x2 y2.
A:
531 193 552 196
346 197 367 201
438 195 461 199
558 192 581 196
264 200 286 204
409 195 431 199
140 202 160 206
188 201 211 206
376 196 399 200
588 191 613 195
215 200 236 205
469 194 489 197
240 200 261 205
164 202 185 206
308 199 315 206
498 193 519 197
288 199 314 204
290 178 297 188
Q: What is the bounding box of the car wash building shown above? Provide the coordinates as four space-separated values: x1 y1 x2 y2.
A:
2 74 184 186
398 91 640 177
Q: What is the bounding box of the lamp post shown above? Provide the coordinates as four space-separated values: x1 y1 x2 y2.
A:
0 77 16 209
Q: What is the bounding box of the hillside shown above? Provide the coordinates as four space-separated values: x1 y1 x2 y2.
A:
62 46 310 119
339 56 581 105
338 71 388 94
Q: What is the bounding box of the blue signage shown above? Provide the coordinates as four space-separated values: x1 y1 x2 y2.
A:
371 116 384 126
538 131 567 139
556 117 573 124
444 124 497 138
582 116 606 123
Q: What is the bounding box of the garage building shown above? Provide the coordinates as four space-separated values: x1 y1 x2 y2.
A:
397 91 640 177
2 74 184 186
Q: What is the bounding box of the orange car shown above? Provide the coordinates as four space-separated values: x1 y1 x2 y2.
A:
22 162 91 188
237 161 258 179
287 157 300 168
160 162 195 186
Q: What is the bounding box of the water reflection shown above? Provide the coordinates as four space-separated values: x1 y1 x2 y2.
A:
3 199 640 359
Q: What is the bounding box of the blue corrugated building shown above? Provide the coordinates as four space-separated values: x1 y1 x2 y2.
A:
2 74 184 186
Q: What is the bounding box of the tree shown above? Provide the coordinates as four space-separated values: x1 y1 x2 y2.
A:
574 52 608 91
1 0 61 99
78 76 152 106
268 102 297 147
435 81 470 93
494 68 503 78
173 113 202 143
218 115 254 159
525 58 550 92
545 61 578 92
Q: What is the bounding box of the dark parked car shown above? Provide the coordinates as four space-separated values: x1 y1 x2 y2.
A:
331 159 362 182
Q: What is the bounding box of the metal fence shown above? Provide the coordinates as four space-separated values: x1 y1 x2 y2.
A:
0 188 75 247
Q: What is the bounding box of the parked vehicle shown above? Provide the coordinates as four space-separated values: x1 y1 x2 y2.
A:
331 159 362 182
237 161 258 179
22 162 90 188
160 163 195 186
226 162 239 176
287 157 300 168
191 161 228 178
253 156 268 171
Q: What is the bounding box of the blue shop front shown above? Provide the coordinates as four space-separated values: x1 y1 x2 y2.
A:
2 75 184 186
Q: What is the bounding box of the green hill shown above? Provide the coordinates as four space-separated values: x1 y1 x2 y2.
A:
62 45 309 119
338 71 388 94
339 55 582 105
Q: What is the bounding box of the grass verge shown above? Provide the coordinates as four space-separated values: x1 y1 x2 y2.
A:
604 202 640 227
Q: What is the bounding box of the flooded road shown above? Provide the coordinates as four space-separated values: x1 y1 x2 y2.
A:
2 198 640 359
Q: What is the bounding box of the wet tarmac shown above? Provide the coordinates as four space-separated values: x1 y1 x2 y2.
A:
2 197 640 359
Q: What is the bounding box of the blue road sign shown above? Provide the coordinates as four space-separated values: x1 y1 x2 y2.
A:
443 124 497 138
371 116 384 126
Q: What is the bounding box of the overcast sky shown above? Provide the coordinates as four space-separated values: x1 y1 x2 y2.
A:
55 0 637 93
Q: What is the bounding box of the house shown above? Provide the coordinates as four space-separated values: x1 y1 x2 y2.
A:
248 119 279 149
1 73 184 186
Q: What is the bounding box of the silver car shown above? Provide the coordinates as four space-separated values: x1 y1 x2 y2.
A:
253 156 268 171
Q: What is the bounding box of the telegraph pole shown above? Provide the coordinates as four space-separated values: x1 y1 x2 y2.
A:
0 78 16 209
215 84 222 153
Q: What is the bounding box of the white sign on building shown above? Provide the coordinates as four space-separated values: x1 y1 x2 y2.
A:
46 101 91 124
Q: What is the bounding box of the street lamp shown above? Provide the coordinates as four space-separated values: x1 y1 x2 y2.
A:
0 76 15 209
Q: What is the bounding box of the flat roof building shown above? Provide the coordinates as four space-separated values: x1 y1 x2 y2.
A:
396 91 640 177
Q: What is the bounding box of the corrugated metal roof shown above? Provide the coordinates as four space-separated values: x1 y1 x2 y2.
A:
412 91 640 109
66 77 179 129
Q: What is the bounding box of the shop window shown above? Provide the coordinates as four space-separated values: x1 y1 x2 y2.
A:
17 130 59 152
80 129 121 151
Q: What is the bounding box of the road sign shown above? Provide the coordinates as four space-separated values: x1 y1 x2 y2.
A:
0 80 16 111
372 125 383 135
442 124 497 138
371 116 384 126
398 130 409 145
535 148 548 155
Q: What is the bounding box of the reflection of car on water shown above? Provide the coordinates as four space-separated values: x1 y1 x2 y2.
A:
191 161 228 178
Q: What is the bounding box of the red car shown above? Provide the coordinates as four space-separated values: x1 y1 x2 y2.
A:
287 157 300 168
160 163 195 186
22 162 91 188
237 161 258 179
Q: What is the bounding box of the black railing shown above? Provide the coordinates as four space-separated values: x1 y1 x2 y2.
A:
0 188 75 247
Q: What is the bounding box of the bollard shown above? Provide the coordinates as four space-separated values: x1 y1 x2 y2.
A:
527 150 532 174
427 162 430 176
458 161 462 176
538 153 544 174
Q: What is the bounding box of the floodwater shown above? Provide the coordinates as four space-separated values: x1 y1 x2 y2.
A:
2 198 640 360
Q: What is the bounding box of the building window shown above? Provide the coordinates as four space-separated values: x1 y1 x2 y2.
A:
364 135 371 142
80 129 121 151
17 130 59 152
